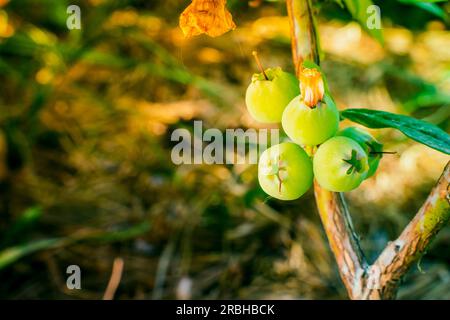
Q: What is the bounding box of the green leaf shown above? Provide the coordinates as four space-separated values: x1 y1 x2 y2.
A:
398 0 447 3
333 0 345 8
0 222 150 271
379 62 450 113
341 109 450 154
398 0 448 21
413 3 448 20
0 239 62 270
343 0 384 44
1 206 42 247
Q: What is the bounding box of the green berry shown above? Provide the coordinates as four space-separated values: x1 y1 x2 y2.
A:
246 67 300 123
337 127 383 178
282 94 339 146
258 142 313 200
313 136 369 192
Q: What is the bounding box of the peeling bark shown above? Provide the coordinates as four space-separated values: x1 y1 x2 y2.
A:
361 163 450 299
286 0 320 77
313 183 367 299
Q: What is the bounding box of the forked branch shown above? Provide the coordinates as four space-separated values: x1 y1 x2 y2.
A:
287 0 450 300
361 162 450 299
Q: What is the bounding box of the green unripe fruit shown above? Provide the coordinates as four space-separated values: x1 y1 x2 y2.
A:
313 136 369 192
246 67 300 123
282 94 339 146
258 142 313 200
336 127 383 178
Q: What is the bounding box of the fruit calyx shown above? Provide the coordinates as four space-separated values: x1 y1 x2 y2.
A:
300 67 324 108
343 149 366 175
251 67 282 82
260 156 286 193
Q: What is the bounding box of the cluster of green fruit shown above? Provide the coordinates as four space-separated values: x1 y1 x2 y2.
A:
246 53 383 200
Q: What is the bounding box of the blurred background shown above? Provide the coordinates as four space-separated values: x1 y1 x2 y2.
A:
0 0 449 299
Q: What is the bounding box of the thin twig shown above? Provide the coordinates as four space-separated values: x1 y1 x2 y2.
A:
103 257 124 300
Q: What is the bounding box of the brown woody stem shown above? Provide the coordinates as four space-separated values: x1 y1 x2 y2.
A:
287 0 450 300
287 0 320 76
360 162 450 299
313 182 368 299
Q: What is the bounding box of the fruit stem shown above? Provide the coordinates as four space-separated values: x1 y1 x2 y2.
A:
252 51 269 80
305 145 313 157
